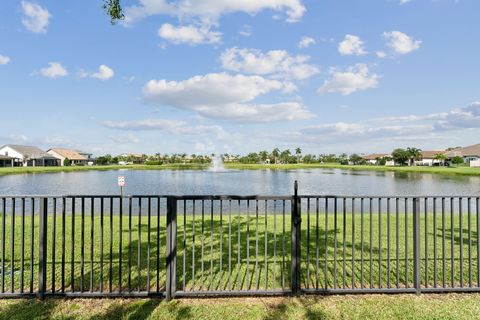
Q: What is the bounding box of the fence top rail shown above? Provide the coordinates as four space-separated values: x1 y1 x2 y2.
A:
299 195 480 199
0 194 478 200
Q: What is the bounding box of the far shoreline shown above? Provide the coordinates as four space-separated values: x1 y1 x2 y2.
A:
0 163 479 177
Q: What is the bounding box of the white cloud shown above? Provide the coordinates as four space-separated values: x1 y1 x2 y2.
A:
142 72 314 121
0 55 10 65
220 48 319 80
239 25 252 37
383 31 421 54
338 34 367 56
111 133 140 144
103 118 224 136
318 64 379 95
91 64 114 80
376 51 387 58
158 23 221 45
399 0 413 4
298 36 315 49
125 0 306 24
21 1 51 33
39 62 68 78
77 65 114 80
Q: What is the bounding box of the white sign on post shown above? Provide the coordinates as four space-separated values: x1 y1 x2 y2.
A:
118 176 125 187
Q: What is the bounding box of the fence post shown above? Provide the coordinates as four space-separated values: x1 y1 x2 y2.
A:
38 197 48 299
166 196 177 301
291 181 301 294
413 197 421 295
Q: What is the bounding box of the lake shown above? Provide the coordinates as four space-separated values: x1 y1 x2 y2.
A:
0 168 479 196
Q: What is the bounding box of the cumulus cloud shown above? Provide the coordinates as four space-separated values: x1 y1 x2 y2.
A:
338 34 367 56
298 36 315 49
318 64 379 95
39 62 68 78
125 0 306 24
91 64 115 80
78 65 114 80
0 55 10 65
103 118 225 137
142 72 314 121
220 48 319 80
434 102 480 131
158 23 221 45
110 133 140 144
383 31 421 54
376 51 387 58
21 1 51 33
239 25 252 37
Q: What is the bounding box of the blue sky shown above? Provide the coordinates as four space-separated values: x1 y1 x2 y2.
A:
0 0 479 156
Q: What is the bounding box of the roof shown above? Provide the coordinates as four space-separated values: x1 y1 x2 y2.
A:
48 148 87 161
445 143 480 158
421 150 445 159
1 144 56 159
0 155 14 160
363 153 390 160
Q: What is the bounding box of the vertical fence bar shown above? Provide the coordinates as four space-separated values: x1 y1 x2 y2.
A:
1 198 5 293
291 181 301 294
166 197 177 300
52 198 56 293
10 198 15 293
38 198 48 299
413 197 421 295
30 198 35 294
21 198 25 293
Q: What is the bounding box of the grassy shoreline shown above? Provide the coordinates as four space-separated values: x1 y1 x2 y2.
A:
0 163 479 177
2 294 480 319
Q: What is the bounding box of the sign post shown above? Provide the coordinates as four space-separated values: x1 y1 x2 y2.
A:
118 176 125 197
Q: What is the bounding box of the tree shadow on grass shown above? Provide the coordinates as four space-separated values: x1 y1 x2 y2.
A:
263 297 330 320
0 299 62 320
90 299 162 320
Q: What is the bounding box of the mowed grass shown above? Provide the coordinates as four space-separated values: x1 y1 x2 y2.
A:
1 295 480 319
225 163 480 176
0 208 479 294
1 162 479 177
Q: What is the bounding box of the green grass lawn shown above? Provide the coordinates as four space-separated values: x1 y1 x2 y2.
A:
1 294 480 319
0 210 477 294
225 163 480 176
0 162 479 176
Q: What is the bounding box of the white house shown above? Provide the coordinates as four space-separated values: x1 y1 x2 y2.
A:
362 153 390 165
47 148 89 166
416 150 446 166
0 145 59 167
445 143 480 166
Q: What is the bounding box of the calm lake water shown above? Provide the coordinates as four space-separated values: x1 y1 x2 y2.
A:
0 168 479 196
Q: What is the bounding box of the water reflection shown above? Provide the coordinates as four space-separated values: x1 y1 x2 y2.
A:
0 168 478 196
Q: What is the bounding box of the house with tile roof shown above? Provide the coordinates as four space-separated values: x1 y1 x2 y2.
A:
445 143 480 166
47 148 89 166
0 144 59 167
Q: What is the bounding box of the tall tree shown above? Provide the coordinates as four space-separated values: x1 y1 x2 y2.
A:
103 0 124 24
406 147 422 166
271 148 280 164
295 147 302 163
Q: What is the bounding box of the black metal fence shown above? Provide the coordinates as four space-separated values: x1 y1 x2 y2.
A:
0 184 479 299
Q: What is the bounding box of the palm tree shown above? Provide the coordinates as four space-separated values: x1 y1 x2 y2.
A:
295 147 302 163
272 148 280 164
434 153 447 166
259 150 269 163
280 149 291 164
406 147 422 166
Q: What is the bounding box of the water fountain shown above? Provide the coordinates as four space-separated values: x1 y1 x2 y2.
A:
209 154 228 172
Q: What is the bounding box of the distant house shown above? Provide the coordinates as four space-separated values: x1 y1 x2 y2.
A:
417 151 446 166
47 148 90 166
0 154 19 167
363 153 390 165
445 143 480 166
0 145 59 167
